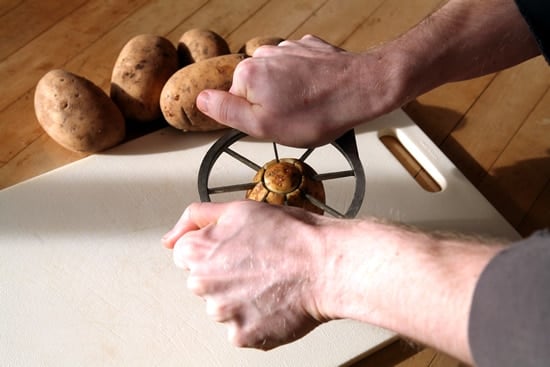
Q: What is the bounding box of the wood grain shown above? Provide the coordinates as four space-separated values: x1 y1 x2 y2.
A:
0 0 87 60
1 0 548 365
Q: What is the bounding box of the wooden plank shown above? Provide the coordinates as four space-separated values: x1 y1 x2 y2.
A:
403 75 495 145
440 56 550 186
428 353 464 367
65 0 208 91
288 0 385 45
165 0 270 47
0 0 271 188
0 0 151 112
0 134 85 189
341 0 445 51
0 0 207 172
224 0 329 51
0 0 87 60
478 86 550 229
399 348 437 367
0 0 21 16
0 92 41 167
347 341 422 367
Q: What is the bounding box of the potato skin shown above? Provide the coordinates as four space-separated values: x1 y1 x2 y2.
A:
110 34 179 123
34 69 125 153
177 28 230 65
160 54 245 131
246 158 325 215
239 36 285 56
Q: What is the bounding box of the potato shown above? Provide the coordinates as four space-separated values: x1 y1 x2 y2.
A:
239 36 285 56
34 69 125 153
110 34 179 123
160 53 245 131
177 28 230 65
246 158 326 215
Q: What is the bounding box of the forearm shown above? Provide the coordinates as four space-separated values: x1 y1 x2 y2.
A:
317 219 508 363
370 0 540 103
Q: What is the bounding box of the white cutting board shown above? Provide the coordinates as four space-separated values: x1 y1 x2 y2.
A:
0 109 518 366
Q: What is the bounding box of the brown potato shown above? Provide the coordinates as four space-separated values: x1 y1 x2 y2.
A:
34 69 125 153
110 34 179 123
239 36 285 56
160 53 245 131
177 28 230 65
246 158 326 215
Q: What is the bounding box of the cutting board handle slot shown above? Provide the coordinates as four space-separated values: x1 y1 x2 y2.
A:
378 132 442 193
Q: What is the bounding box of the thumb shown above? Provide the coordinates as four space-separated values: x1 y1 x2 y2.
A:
162 202 227 249
197 89 255 130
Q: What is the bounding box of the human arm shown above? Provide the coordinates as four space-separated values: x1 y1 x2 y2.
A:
161 201 508 364
195 0 540 147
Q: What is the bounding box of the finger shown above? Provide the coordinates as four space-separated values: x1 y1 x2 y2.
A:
276 39 301 48
162 202 227 249
196 89 258 130
172 233 211 269
300 34 324 43
276 35 325 48
187 273 246 297
162 206 194 249
226 323 276 350
250 44 279 58
227 322 249 348
205 298 242 323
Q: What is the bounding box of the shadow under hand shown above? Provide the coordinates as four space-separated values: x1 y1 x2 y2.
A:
402 100 466 145
478 151 550 236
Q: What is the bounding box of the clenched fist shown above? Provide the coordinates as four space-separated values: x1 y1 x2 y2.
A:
162 201 335 349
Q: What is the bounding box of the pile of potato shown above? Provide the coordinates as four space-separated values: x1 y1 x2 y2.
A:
33 30 284 153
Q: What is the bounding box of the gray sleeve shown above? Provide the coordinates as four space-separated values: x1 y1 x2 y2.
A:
468 229 550 367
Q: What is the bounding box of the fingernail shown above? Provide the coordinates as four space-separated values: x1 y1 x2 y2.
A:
197 91 210 113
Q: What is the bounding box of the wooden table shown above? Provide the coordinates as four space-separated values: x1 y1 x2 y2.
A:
1 1 548 366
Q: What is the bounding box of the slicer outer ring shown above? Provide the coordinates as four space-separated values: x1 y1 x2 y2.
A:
197 129 365 218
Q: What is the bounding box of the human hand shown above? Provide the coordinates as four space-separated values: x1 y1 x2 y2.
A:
162 201 333 349
196 35 403 147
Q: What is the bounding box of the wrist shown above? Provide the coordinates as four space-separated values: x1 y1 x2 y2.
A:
352 41 434 121
310 218 386 322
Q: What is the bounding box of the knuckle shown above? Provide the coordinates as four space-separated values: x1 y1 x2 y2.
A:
277 39 294 47
206 299 238 322
187 275 208 296
228 327 249 348
215 94 233 123
251 44 277 58
247 115 271 139
174 234 203 264
205 300 222 317
233 58 255 81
